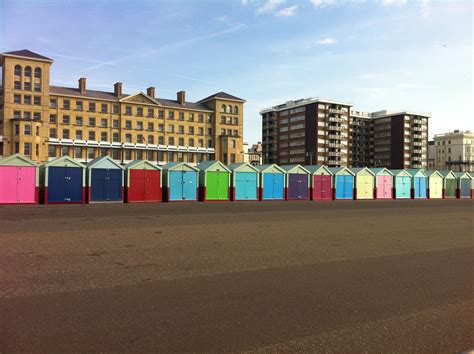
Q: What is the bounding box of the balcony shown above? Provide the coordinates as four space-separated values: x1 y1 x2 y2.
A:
328 116 345 123
328 152 342 157
328 125 345 132
328 134 342 139
328 108 345 114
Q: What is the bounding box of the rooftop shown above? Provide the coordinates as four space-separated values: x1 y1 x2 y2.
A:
2 49 53 62
260 97 353 114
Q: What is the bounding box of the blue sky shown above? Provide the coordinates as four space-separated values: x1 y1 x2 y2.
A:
1 0 472 143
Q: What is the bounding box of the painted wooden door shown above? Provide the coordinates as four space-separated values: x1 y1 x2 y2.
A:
376 176 392 199
313 175 331 200
263 173 284 200
144 170 161 202
395 176 411 198
413 177 427 198
91 169 122 202
356 176 373 199
0 166 35 204
206 171 228 200
169 171 184 200
335 175 353 199
445 179 456 197
183 171 197 200
48 166 82 203
288 174 308 200
459 178 470 197
429 177 442 198
128 170 146 201
235 172 257 200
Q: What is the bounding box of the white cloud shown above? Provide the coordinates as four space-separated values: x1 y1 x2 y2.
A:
315 37 337 45
275 5 298 17
310 0 334 7
257 0 286 14
382 0 408 5
420 0 431 19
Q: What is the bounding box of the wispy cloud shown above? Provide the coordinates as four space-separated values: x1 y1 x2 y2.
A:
315 37 337 45
310 0 335 8
257 0 286 14
381 0 408 5
275 5 298 17
420 0 431 19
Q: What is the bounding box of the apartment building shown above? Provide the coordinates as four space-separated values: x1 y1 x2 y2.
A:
429 130 474 171
261 97 429 169
0 49 245 164
243 142 262 166
261 98 351 167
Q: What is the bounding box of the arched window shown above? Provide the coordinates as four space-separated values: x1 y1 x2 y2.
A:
227 105 232 113
14 65 22 76
220 104 226 113
34 67 42 78
25 66 32 77
234 106 239 114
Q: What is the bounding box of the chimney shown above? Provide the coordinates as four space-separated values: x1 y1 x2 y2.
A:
78 78 86 94
177 91 186 105
114 82 122 97
147 86 155 98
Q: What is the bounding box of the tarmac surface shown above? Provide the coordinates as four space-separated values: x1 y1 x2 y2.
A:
0 199 473 353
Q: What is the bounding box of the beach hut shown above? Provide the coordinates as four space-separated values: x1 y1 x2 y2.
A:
424 170 443 199
256 164 286 201
439 170 457 198
327 167 355 200
86 156 124 203
305 165 333 200
280 165 310 201
124 160 162 203
369 168 393 199
228 162 259 201
391 170 412 199
0 154 39 204
41 155 86 204
454 172 472 198
351 167 375 200
197 160 230 202
162 162 199 202
406 169 428 199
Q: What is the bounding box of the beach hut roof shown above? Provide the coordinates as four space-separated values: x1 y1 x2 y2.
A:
438 170 456 178
280 164 310 174
453 171 471 178
369 167 393 176
86 156 124 169
227 162 259 172
424 170 443 178
305 165 333 175
255 164 286 173
125 159 162 170
162 161 199 171
327 166 355 176
406 169 427 177
197 160 231 172
350 167 375 176
390 169 412 177
0 153 38 167
44 155 86 168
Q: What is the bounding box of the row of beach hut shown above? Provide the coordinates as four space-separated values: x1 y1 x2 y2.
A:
0 153 472 204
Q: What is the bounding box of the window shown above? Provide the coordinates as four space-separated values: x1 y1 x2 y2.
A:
168 124 174 133
168 137 175 145
63 129 70 139
189 113 194 121
88 148 95 159
178 125 184 133
227 105 232 113
76 116 83 125
101 104 107 113
148 135 154 144
34 83 41 92
148 108 154 117
124 149 132 160
113 105 119 114
33 112 41 120
88 131 95 140
189 126 194 134
198 139 204 147
158 110 164 118
50 114 57 123
198 127 204 135
189 138 194 147
231 140 236 148
24 82 33 91
148 122 153 131
35 143 39 156
158 136 164 144
76 130 83 139
137 107 143 116
14 94 21 103
221 104 226 113
179 138 184 146
24 125 31 135
15 143 20 154
208 128 213 135
34 67 41 78
113 119 119 128
50 99 57 108
230 153 236 163
25 66 32 77
135 121 143 130
208 139 213 148
113 132 119 142
14 81 21 90
233 130 238 136
24 95 31 104
168 111 174 119
49 128 57 138
234 117 238 125
101 132 107 141
49 146 56 158
234 106 239 114
75 147 83 158
88 117 96 126
207 114 213 123
101 118 107 127
125 106 132 115
147 150 154 161
125 134 132 143
125 120 132 129
34 96 41 105
88 102 96 112
112 149 120 160
62 115 70 124
136 150 143 159
198 114 204 122
221 116 226 124
63 100 70 109
158 124 164 132
179 112 184 120
76 101 83 111
167 151 174 162
24 143 32 156
14 65 22 76
221 128 225 135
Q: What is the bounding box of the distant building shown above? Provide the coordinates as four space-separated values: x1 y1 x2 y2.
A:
243 142 262 166
261 96 429 169
429 130 474 172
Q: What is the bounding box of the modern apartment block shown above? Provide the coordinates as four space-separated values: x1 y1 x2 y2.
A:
261 98 351 167
428 130 474 171
0 49 245 164
262 97 430 169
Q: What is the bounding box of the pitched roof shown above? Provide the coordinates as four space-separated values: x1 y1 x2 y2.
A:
2 49 53 62
327 167 354 175
369 167 393 175
305 165 332 175
351 167 375 175
197 160 230 172
197 91 245 103
255 164 286 173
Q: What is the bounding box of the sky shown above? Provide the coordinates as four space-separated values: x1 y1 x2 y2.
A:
0 0 472 143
